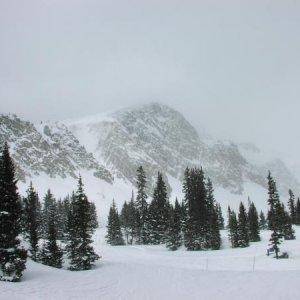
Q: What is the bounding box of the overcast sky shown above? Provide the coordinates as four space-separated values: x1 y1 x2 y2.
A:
1 0 300 162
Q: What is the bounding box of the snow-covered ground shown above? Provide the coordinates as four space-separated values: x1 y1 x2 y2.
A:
1 228 300 300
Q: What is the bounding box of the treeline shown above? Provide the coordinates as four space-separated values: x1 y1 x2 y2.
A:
106 166 225 251
0 143 100 282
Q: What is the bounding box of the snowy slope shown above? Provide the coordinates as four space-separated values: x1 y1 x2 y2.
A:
1 228 300 300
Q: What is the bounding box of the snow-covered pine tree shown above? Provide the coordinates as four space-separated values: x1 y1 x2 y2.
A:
248 201 260 242
89 202 99 230
183 168 208 250
237 202 249 247
41 189 57 238
269 230 282 259
267 172 281 231
23 182 41 261
228 208 239 248
135 166 148 244
147 172 169 245
296 198 300 225
206 178 221 250
120 201 130 244
216 203 225 230
288 189 296 224
281 204 295 240
0 143 27 282
259 211 267 230
166 200 182 251
106 200 125 246
66 177 99 271
40 208 63 268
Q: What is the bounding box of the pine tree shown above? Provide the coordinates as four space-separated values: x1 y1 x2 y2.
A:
23 183 41 261
216 204 225 230
288 189 296 224
269 230 282 259
166 200 182 251
41 189 57 238
206 178 221 250
106 201 124 246
296 198 300 225
40 209 63 268
282 204 295 240
66 177 99 271
147 172 169 245
183 168 208 251
259 211 267 230
135 167 148 244
0 143 27 282
237 202 249 247
248 202 260 242
228 208 239 248
89 202 99 230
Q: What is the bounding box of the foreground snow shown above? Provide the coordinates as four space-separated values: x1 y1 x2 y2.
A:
1 229 300 300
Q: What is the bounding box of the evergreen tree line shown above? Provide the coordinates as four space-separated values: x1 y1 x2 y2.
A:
21 178 99 270
267 172 296 259
0 142 100 282
106 167 225 251
227 201 261 248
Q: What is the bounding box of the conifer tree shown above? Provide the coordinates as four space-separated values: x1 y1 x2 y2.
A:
89 202 99 230
135 166 148 243
296 198 300 225
147 172 169 245
106 201 125 246
41 189 57 237
0 143 27 282
24 183 41 261
288 189 296 224
248 202 260 242
206 178 221 250
282 204 295 240
269 230 282 259
166 200 182 251
66 177 99 270
40 208 63 268
228 208 239 248
259 211 267 230
216 203 225 230
237 202 249 247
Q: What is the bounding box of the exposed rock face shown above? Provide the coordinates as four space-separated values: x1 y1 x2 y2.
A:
67 103 299 195
0 114 113 183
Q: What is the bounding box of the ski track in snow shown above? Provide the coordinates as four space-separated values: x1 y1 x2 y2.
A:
1 229 300 300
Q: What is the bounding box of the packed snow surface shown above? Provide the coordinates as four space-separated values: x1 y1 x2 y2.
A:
1 228 300 300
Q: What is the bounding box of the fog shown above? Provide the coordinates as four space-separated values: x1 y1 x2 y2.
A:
1 0 300 162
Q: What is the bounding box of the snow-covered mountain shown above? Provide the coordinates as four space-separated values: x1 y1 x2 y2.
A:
0 114 113 183
0 103 299 214
67 103 299 196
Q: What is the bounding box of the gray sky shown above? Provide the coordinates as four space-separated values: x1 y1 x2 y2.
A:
1 0 300 162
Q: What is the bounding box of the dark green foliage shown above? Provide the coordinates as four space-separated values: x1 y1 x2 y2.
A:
40 211 63 268
288 189 296 224
237 202 249 247
259 211 268 230
296 198 300 225
135 166 148 244
41 189 57 238
147 172 169 245
89 202 99 230
23 183 41 261
66 177 99 271
0 143 27 282
166 199 182 251
269 230 282 259
216 203 225 230
120 194 139 245
248 202 260 242
228 208 239 248
282 205 295 240
106 201 124 246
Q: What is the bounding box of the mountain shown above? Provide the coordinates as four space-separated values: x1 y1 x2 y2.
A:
0 114 113 183
66 103 299 196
